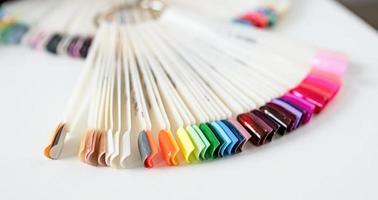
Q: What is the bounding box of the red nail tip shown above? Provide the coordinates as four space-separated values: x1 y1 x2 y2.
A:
237 113 268 146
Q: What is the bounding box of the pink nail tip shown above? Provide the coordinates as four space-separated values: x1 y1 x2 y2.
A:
313 51 348 76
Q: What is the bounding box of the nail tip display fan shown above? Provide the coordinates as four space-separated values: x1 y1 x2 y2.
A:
4 0 348 169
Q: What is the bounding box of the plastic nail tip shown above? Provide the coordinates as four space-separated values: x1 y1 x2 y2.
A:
186 125 205 162
177 127 196 164
44 123 67 159
222 120 245 153
84 130 100 166
3 24 28 44
249 112 275 143
159 130 179 166
72 38 84 57
251 109 284 136
237 113 268 146
310 68 342 84
281 93 315 124
67 37 79 57
302 75 341 100
313 51 348 76
199 123 220 159
240 12 269 28
218 121 239 155
227 118 251 151
290 86 328 113
257 8 278 27
208 122 232 157
97 130 107 167
138 130 158 168
259 104 290 134
191 125 210 160
80 37 92 58
46 34 63 54
271 99 303 129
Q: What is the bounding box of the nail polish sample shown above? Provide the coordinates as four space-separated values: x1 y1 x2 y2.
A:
72 37 84 58
218 121 239 155
138 130 157 168
177 127 196 164
138 130 152 168
186 125 205 161
249 111 275 143
251 109 284 136
222 120 245 153
46 33 63 54
260 103 292 134
290 86 328 113
208 122 231 157
227 118 251 151
159 130 179 166
80 37 92 58
67 36 79 57
191 125 211 160
302 75 341 100
271 99 303 129
281 93 315 124
199 123 220 159
313 51 348 76
237 113 268 146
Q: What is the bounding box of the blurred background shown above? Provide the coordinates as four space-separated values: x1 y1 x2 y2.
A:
1 0 377 29
337 0 378 29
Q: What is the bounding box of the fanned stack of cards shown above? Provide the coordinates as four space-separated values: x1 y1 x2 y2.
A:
0 0 290 59
43 3 348 169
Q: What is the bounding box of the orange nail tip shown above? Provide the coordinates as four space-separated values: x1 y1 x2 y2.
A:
159 130 179 166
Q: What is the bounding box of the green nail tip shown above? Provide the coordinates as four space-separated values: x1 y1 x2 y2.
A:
199 123 220 159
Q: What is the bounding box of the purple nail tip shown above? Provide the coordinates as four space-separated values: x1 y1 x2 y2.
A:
271 99 303 129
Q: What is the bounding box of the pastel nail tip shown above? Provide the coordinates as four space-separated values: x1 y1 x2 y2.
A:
227 119 251 151
271 99 303 129
209 122 231 157
313 51 348 76
217 122 233 155
223 120 245 153
191 125 210 160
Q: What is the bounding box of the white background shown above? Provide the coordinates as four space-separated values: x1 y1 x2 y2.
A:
0 0 377 199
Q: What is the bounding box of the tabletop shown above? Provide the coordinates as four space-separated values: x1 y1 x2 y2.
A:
0 0 377 199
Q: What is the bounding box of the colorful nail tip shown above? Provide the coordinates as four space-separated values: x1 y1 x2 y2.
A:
159 130 179 166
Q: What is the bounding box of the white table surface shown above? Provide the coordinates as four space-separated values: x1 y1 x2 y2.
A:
0 0 377 199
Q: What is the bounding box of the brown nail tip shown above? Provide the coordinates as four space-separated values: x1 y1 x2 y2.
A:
260 104 291 134
251 110 283 138
249 112 274 145
85 130 100 166
44 123 66 159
